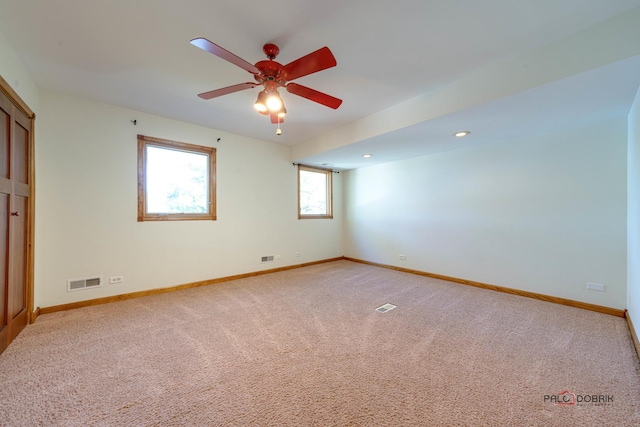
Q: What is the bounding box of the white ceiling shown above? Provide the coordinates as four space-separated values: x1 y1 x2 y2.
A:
1 0 640 169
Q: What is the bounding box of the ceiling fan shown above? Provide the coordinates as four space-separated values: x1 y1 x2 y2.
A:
190 38 342 125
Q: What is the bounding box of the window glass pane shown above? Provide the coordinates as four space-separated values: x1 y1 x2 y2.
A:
300 169 327 215
146 146 208 214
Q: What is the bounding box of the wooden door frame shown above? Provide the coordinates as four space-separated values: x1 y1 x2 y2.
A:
0 75 35 324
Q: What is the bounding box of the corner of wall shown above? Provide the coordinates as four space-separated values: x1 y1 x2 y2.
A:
627 84 640 330
626 311 640 361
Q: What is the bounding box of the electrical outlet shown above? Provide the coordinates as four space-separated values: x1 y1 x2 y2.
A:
109 276 124 284
296 252 301 257
275 255 281 260
586 282 605 292
399 254 406 260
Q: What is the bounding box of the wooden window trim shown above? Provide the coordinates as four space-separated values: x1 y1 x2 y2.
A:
298 164 333 219
137 135 216 221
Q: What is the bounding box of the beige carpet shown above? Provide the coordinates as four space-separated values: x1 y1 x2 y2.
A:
1 260 639 426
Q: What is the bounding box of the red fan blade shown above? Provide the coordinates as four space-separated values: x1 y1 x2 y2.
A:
286 83 342 109
270 112 285 124
190 38 260 75
280 47 337 82
198 82 257 100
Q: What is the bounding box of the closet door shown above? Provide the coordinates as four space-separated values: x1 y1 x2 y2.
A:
0 87 30 355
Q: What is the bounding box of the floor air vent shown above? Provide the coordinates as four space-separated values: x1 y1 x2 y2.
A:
261 255 274 263
375 303 397 313
67 276 103 292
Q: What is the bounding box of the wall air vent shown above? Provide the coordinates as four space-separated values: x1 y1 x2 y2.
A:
261 255 275 263
67 276 103 292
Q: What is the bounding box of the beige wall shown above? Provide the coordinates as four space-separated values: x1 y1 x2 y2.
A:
34 90 343 308
0 31 38 112
343 118 628 309
628 87 640 322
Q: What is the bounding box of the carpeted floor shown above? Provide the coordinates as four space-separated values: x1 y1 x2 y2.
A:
1 260 639 426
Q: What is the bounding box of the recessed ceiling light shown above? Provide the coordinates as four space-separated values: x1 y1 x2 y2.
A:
454 131 470 137
363 154 372 158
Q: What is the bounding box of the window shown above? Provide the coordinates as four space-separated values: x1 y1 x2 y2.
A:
137 135 216 221
298 164 333 219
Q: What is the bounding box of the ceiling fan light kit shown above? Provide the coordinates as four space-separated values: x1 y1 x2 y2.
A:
265 93 283 112
254 91 268 113
191 38 342 130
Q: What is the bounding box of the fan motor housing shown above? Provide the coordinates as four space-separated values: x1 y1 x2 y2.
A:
254 60 283 81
